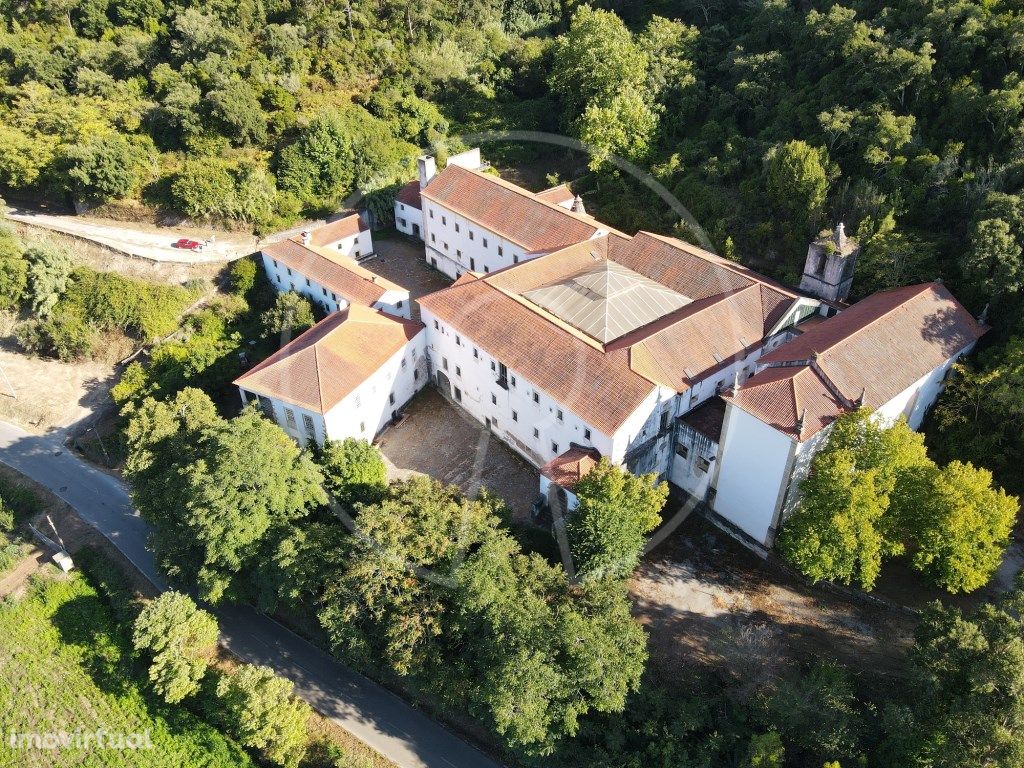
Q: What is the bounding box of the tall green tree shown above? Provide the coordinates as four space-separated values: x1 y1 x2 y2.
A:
23 243 72 318
132 591 219 703
125 392 326 602
566 458 666 580
316 437 388 507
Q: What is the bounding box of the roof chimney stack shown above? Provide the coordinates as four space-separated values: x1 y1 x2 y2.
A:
571 194 586 215
417 155 437 189
301 230 311 246
733 369 741 393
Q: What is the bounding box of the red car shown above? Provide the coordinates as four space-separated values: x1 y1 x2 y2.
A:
173 238 203 251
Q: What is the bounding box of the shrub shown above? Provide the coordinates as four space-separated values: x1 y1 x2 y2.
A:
227 257 257 296
261 291 314 337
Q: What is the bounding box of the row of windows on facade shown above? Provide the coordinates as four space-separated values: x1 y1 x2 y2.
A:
675 443 711 473
271 259 403 310
427 207 520 265
434 319 593 447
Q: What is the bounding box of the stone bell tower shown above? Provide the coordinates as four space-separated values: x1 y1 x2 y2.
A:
799 223 861 302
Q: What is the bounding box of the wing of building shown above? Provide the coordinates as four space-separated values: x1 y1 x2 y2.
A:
402 151 986 550
260 212 412 319
234 304 426 445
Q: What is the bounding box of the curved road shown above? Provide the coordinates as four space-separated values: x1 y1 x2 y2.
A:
0 420 502 768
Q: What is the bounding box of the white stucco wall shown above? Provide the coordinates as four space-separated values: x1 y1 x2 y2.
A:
422 307 609 466
421 200 535 278
711 403 797 545
238 329 426 447
322 331 427 442
320 229 373 258
262 251 349 313
395 202 423 239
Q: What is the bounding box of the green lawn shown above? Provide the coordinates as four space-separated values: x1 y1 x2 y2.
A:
0 573 254 767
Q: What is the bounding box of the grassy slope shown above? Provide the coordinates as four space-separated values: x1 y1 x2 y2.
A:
0 573 254 768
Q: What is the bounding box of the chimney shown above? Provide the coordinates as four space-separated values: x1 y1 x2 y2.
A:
796 408 807 436
301 231 311 246
571 194 586 215
733 369 741 393
418 155 436 189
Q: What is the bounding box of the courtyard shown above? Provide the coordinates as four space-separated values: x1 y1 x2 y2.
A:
365 231 452 321
376 387 540 522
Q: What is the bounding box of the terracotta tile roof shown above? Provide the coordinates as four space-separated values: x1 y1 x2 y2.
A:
396 180 422 210
626 284 788 391
263 238 403 307
421 165 603 253
540 444 601 492
759 283 986 406
234 305 424 414
729 283 986 440
535 183 575 206
418 277 657 435
309 212 366 246
680 398 727 443
726 365 846 441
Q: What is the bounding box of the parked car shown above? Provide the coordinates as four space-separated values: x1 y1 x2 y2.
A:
173 238 203 251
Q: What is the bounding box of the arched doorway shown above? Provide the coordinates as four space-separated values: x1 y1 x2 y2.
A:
435 370 452 400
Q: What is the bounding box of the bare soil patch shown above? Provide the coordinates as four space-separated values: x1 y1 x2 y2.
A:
631 514 916 694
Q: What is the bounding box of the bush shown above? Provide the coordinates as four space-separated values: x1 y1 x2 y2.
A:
74 545 143 625
261 291 314 337
227 257 257 297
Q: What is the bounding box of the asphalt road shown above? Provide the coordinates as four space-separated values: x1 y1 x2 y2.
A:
0 420 502 768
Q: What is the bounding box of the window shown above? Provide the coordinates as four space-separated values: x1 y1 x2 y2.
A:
455 335 461 346
400 204 405 211
490 361 496 371
276 275 281 283
354 249 360 257
302 414 315 436
434 320 439 330
389 393 395 405
469 230 474 240
696 457 711 473
533 427 540 438
454 223 460 232
513 254 520 264
272 259 278 267
397 300 403 308
360 421 366 432
322 287 327 296
443 242 448 251
456 249 461 258
429 208 434 218
456 366 462 377
331 292 337 300
442 215 447 225
483 238 488 248
431 234 436 243
473 347 479 359
676 444 689 459
551 442 559 454
584 428 591 440
442 357 449 371
497 246 503 256
470 257 476 270
510 375 516 387
556 409 563 422
401 358 407 369
398 218 406 227
492 417 498 427
512 411 518 422
290 282 295 290
305 278 310 286
532 392 539 404
414 369 420 381
484 266 489 273
491 393 497 405
284 408 297 429
286 267 292 275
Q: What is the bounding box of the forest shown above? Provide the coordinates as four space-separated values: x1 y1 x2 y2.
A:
4 0 1024 765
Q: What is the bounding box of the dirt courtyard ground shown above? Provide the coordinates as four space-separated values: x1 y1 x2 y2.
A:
365 232 452 321
631 514 917 692
376 388 540 521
